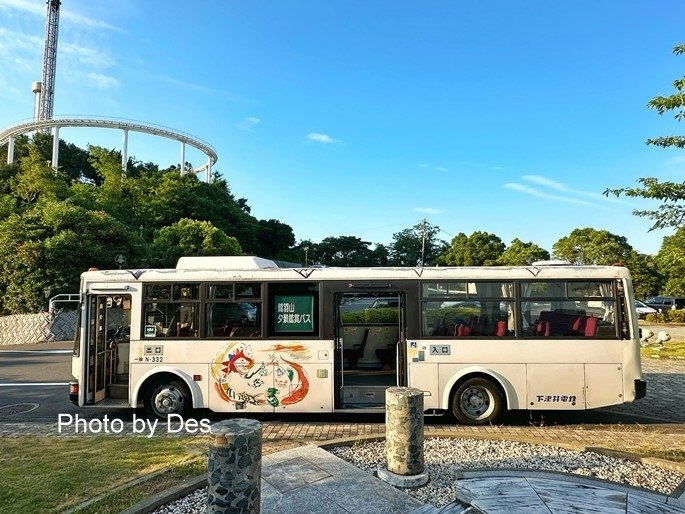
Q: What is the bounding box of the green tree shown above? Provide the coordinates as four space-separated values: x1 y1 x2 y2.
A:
315 236 378 266
389 221 447 266
552 228 632 265
625 251 665 300
605 44 685 229
371 243 390 266
497 238 550 266
150 218 242 268
0 202 136 314
255 219 296 260
10 145 69 206
439 231 505 266
655 227 685 296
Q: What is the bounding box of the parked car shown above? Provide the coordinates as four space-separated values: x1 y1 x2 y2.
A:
218 302 257 324
634 300 657 319
643 296 685 312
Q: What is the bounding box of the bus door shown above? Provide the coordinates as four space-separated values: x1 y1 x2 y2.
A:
335 291 405 408
84 293 131 404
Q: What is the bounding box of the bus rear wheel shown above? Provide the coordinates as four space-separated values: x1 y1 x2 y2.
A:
452 377 503 425
144 377 191 420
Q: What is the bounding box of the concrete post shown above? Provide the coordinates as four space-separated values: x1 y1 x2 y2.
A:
51 126 59 169
7 136 14 164
122 128 129 174
207 418 262 514
377 386 429 487
180 141 185 175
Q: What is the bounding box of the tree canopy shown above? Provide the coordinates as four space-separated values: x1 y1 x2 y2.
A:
605 44 685 230
0 138 299 313
497 239 550 266
389 221 447 266
0 202 135 313
440 231 505 266
552 228 632 265
151 218 242 267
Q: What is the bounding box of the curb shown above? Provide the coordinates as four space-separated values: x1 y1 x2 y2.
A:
119 474 208 514
62 469 169 514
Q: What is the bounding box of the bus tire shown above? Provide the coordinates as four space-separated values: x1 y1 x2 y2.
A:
451 377 503 425
144 377 191 420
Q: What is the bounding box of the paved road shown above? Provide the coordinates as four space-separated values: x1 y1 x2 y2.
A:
1 341 683 433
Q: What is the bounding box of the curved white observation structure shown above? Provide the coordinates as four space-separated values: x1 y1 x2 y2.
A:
0 116 218 182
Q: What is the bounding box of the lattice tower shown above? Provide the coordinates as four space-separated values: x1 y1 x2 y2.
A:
39 0 61 121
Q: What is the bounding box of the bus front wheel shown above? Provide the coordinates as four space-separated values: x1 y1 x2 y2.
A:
144 377 191 420
452 377 503 425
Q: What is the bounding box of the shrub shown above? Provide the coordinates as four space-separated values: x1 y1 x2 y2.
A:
341 307 398 324
644 309 685 323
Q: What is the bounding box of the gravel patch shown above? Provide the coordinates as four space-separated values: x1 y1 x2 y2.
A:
329 438 685 508
152 438 685 512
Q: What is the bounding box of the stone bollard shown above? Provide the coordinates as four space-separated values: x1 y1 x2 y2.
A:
207 418 262 514
377 387 429 487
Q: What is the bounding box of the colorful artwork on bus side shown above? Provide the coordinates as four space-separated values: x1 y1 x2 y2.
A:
211 342 310 407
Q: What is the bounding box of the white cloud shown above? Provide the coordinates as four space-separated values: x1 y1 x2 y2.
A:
413 207 444 215
0 0 42 16
418 163 448 172
85 72 120 89
61 10 124 33
521 174 630 205
60 42 116 69
665 155 685 166
521 175 566 191
306 132 341 144
0 27 42 55
235 116 260 132
158 74 216 95
504 182 607 209
491 166 504 171
0 0 123 32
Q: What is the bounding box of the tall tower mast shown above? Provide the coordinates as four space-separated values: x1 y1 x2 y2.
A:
39 0 61 121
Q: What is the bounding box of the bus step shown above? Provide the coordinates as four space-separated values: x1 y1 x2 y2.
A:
341 385 389 405
91 398 130 408
108 383 129 399
335 406 385 413
423 409 447 417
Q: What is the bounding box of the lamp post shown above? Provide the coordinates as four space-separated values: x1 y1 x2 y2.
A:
303 246 309 267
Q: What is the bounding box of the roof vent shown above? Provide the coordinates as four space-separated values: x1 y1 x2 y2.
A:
531 260 573 266
176 256 278 270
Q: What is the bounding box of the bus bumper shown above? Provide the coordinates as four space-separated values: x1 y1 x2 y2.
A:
69 382 79 406
634 379 647 400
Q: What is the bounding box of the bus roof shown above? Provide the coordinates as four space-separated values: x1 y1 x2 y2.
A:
81 258 632 284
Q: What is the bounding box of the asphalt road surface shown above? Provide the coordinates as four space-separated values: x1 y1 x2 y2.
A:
0 341 682 429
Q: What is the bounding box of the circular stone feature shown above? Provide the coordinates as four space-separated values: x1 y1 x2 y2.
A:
0 403 39 416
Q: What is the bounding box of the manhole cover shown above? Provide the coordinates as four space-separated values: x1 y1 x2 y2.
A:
0 403 39 416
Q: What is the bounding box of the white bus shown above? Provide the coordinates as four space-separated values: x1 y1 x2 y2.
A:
69 256 646 425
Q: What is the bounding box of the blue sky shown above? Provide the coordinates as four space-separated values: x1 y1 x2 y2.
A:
1 1 685 255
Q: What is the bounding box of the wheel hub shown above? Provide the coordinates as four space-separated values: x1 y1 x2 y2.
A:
461 386 491 419
154 386 184 415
